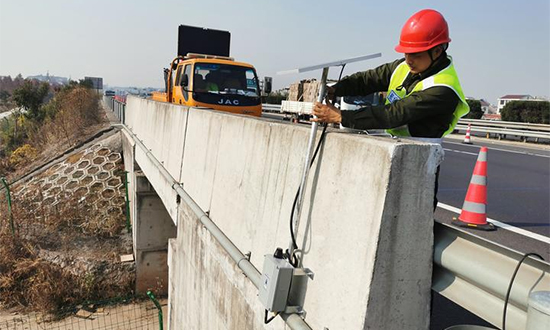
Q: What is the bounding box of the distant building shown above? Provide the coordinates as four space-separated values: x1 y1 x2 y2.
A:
479 99 498 114
27 73 68 85
497 94 533 113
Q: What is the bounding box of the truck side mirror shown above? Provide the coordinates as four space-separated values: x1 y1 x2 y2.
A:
263 77 272 94
181 75 189 89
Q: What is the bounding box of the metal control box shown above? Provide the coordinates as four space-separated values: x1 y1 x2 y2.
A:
259 255 294 312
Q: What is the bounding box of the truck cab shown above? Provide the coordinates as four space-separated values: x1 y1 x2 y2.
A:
152 54 262 117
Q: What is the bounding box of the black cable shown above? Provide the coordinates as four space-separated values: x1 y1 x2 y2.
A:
502 252 544 330
287 64 346 267
264 309 277 324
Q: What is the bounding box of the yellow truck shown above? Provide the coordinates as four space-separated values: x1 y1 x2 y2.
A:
152 25 269 117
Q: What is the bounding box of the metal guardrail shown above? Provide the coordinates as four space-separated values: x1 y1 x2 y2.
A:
433 222 549 330
455 124 550 140
262 103 550 141
460 118 550 131
103 96 126 124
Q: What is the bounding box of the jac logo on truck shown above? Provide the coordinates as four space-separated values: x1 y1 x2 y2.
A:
218 99 240 106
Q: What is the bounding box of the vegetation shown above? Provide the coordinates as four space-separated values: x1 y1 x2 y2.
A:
264 90 288 104
12 80 51 121
501 100 550 124
464 99 483 119
0 75 25 112
0 79 130 313
0 79 103 174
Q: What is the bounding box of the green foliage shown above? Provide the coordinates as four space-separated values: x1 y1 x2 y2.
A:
67 79 94 89
264 91 287 105
12 80 50 122
0 113 25 153
501 101 549 124
0 90 10 103
464 99 483 119
78 79 94 89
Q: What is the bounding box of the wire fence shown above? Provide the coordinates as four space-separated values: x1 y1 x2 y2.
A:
0 294 165 330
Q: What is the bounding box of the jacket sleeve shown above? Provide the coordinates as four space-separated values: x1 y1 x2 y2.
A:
334 59 404 96
340 86 459 129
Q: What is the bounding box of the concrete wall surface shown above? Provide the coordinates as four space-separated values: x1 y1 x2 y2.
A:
126 97 188 223
124 97 443 330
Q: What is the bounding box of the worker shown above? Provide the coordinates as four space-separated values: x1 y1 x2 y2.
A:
204 72 220 92
312 9 469 209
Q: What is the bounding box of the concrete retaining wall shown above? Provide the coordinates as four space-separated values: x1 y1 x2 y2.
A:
125 97 443 330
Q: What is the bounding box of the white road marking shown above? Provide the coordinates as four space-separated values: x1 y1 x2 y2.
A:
444 140 550 159
443 148 478 156
438 202 550 244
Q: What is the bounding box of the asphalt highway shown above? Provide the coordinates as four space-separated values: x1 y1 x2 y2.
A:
436 135 550 259
432 135 549 330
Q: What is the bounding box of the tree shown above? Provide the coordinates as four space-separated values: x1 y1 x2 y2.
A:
0 90 10 103
264 91 287 104
464 99 483 119
501 101 549 124
78 79 94 89
12 80 50 122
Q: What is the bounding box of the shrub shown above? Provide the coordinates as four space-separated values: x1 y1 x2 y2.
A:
464 99 483 119
9 144 37 167
501 100 549 124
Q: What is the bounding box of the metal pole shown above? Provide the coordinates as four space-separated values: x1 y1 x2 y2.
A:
1 177 14 237
147 290 164 330
288 67 329 263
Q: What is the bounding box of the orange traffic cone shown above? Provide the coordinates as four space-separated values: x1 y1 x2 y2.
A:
463 123 473 144
452 147 495 231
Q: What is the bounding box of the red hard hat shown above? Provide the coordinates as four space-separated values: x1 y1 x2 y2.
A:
395 9 451 53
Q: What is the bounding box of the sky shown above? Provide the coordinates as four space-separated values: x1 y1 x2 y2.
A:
0 0 549 105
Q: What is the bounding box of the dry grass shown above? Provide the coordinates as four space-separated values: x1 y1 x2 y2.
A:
0 190 133 313
0 89 133 314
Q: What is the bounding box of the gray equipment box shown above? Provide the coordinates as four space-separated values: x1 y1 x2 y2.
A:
259 255 294 312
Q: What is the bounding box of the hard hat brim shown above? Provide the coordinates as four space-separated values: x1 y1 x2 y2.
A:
394 38 451 54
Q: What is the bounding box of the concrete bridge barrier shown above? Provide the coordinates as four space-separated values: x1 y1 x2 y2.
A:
123 96 443 329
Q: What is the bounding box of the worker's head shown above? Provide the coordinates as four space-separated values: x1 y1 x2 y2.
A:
395 9 451 74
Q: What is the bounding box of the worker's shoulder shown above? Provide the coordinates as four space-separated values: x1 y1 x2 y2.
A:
375 58 406 74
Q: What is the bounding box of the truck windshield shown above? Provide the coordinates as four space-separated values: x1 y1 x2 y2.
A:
194 63 259 97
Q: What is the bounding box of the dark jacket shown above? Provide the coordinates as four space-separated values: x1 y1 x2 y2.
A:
334 55 459 138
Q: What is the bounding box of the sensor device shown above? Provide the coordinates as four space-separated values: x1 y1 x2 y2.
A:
259 254 294 312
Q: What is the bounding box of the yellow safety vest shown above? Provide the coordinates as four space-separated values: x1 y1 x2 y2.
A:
385 56 469 137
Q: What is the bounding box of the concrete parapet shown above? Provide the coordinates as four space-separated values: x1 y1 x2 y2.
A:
126 97 188 223
124 97 443 329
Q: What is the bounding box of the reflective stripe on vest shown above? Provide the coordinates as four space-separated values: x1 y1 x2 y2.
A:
385 56 470 137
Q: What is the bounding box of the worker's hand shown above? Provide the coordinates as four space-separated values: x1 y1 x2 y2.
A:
312 97 342 124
